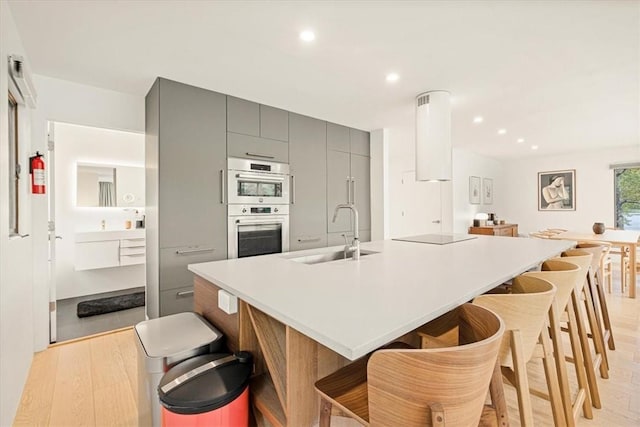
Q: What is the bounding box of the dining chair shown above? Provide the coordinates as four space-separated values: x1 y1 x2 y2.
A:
472 275 565 426
315 303 505 427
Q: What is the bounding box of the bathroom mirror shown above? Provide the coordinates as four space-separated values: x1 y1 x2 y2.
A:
76 163 145 207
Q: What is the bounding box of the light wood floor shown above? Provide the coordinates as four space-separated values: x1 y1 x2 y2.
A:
13 276 640 426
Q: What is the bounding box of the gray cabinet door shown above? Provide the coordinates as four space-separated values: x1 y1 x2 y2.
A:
289 113 327 239
158 79 227 254
290 234 328 252
350 129 370 157
159 246 218 291
260 105 289 142
227 132 289 163
160 285 194 317
327 150 352 233
351 153 371 231
227 96 260 137
327 122 350 152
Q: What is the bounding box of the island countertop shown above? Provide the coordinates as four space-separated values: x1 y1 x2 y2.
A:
188 235 574 360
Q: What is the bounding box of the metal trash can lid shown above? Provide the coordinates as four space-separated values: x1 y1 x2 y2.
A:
158 352 252 415
135 312 222 358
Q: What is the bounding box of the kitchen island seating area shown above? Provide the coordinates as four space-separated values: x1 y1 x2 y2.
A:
187 235 630 426
314 303 505 427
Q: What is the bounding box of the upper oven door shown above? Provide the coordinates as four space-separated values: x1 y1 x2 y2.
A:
228 170 290 204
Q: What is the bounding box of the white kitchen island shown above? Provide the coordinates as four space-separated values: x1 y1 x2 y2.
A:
189 235 575 426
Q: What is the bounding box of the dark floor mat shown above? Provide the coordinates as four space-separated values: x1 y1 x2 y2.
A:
77 291 145 318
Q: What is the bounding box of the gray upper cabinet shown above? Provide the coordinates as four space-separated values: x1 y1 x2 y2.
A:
158 79 227 251
351 154 371 231
260 105 289 142
289 113 327 248
327 123 350 152
350 128 370 157
227 133 289 163
327 150 352 233
227 96 260 137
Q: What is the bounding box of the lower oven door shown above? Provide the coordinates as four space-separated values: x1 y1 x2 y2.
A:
228 216 290 259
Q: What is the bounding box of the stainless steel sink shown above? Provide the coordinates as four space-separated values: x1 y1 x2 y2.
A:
287 249 377 265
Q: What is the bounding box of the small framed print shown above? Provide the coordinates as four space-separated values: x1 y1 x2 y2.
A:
538 169 575 211
483 178 493 205
469 176 481 204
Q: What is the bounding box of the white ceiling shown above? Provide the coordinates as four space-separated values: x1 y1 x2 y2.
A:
8 0 640 158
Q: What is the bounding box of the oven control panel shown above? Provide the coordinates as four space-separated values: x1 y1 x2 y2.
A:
229 204 289 216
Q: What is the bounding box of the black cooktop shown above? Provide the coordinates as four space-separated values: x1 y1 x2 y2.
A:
393 233 477 245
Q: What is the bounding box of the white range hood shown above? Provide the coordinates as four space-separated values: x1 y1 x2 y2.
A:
415 90 451 181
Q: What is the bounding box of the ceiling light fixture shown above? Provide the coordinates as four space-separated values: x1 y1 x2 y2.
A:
473 116 483 124
517 138 524 143
299 30 315 42
497 129 507 135
531 145 539 150
386 73 399 83
415 91 451 181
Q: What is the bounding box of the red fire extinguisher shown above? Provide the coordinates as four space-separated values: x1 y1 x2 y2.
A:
29 151 46 194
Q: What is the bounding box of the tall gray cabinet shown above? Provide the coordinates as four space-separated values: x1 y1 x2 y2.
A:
146 78 228 318
289 113 328 251
326 124 371 245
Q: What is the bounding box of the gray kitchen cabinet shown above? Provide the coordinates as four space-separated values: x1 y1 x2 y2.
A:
350 128 370 157
327 149 352 233
146 78 227 318
159 246 220 291
160 285 195 317
290 234 329 252
260 105 288 142
289 113 327 248
227 132 289 163
351 153 371 231
327 126 371 234
327 122 350 153
227 96 260 137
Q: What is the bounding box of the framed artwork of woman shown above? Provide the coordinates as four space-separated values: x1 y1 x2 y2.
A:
538 169 575 211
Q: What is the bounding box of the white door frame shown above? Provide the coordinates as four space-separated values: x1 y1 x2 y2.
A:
47 121 58 343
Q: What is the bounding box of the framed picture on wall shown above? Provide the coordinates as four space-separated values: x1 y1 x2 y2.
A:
483 178 493 205
538 169 576 211
469 176 481 204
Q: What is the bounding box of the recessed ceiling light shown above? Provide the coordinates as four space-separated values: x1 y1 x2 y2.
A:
497 129 507 135
517 138 525 143
473 116 483 124
385 73 399 83
299 30 315 42
531 145 539 150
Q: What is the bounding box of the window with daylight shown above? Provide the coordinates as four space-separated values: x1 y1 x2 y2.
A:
614 167 640 230
8 92 19 235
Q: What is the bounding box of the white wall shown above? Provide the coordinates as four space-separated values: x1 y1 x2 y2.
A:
54 122 145 300
0 3 35 424
31 75 144 351
503 146 640 234
452 148 506 233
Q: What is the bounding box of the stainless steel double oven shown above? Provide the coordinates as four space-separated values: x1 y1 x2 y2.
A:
227 158 290 258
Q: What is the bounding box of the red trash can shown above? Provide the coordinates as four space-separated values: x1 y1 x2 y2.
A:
158 352 252 427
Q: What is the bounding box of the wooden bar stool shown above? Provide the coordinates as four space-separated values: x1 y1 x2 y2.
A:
315 304 505 427
523 260 596 422
472 275 565 426
572 244 616 353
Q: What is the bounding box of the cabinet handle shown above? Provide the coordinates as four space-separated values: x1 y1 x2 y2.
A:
175 248 215 255
19 234 30 238
176 290 194 297
351 178 356 204
432 220 441 224
245 152 275 160
290 175 295 204
298 237 321 243
346 177 351 204
220 169 225 204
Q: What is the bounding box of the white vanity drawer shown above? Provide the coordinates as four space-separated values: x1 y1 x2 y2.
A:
120 246 146 256
120 253 146 266
121 238 146 248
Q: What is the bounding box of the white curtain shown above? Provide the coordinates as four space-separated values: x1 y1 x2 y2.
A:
98 182 115 207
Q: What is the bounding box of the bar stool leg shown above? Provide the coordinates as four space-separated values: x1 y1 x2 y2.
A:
539 323 566 426
583 273 610 378
570 293 602 408
594 268 616 351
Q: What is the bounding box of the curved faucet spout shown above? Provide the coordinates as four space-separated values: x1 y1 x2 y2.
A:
331 203 360 260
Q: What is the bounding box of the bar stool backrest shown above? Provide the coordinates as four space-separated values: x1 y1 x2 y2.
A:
523 260 582 310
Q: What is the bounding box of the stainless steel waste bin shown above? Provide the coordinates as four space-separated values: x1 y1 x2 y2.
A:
135 312 223 427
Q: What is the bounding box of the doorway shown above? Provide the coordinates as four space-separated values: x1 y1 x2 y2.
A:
48 121 146 343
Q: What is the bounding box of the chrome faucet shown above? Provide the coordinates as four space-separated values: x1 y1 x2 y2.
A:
332 203 360 260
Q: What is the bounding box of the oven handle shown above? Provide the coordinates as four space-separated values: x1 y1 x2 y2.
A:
235 173 285 182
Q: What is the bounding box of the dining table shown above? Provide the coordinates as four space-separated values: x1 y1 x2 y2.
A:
549 229 640 298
